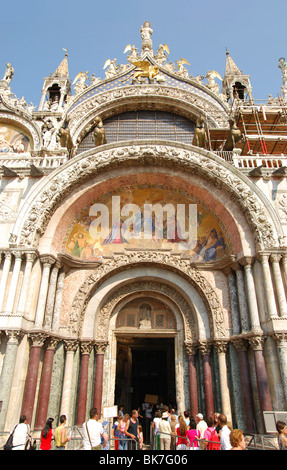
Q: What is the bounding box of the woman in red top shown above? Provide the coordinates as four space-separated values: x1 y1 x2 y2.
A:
40 417 55 450
176 419 188 450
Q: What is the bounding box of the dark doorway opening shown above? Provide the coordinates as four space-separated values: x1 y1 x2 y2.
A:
115 337 176 413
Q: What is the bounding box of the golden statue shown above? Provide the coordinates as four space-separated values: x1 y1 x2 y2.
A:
131 60 159 83
93 116 107 147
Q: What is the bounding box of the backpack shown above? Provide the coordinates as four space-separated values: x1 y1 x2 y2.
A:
207 429 221 450
4 425 17 450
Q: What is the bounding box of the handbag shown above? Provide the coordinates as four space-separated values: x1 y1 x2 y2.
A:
85 422 101 450
4 425 17 450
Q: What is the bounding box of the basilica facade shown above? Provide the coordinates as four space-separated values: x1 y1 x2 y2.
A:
0 22 287 437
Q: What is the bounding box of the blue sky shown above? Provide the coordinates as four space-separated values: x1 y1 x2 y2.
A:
1 0 286 106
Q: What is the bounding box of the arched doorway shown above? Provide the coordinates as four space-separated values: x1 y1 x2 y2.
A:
114 297 177 412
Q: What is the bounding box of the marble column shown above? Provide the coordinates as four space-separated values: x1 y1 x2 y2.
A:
224 267 241 335
0 252 12 312
60 340 78 423
232 337 257 433
43 261 61 330
240 257 262 332
184 342 199 419
273 333 287 406
16 252 36 316
4 251 23 315
93 341 108 418
34 256 55 329
198 341 214 419
232 262 250 333
258 254 278 318
270 254 287 317
214 340 232 423
282 255 287 291
0 330 23 431
51 270 66 332
21 333 46 425
76 341 93 426
34 337 59 430
248 335 272 431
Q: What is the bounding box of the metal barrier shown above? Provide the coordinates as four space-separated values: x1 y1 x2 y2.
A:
0 428 280 450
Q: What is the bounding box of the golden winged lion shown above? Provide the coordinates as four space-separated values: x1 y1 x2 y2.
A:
131 60 159 82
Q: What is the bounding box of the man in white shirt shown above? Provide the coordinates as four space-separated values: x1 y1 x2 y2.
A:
82 407 108 450
12 415 30 450
218 413 232 450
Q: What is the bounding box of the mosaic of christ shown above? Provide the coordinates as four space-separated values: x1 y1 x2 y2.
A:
62 186 230 262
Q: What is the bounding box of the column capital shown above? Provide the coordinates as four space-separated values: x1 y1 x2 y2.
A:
270 253 282 263
248 334 265 351
39 254 57 266
28 332 47 347
184 341 198 356
80 341 94 355
94 340 108 354
256 252 270 264
231 336 249 352
5 329 24 344
213 339 229 354
272 332 287 345
45 336 60 350
63 339 78 353
238 255 254 267
198 340 212 355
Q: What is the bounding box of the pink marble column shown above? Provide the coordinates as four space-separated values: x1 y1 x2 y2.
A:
93 342 108 417
76 342 93 426
249 335 272 432
34 338 59 430
199 342 214 419
232 337 257 433
21 333 46 425
185 342 199 419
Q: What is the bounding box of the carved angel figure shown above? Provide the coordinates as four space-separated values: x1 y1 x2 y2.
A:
175 58 190 78
205 70 223 95
154 44 170 65
103 59 118 79
124 44 140 62
72 71 89 94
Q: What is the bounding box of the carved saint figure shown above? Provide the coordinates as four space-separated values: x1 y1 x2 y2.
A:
2 63 14 84
278 57 287 96
93 117 107 146
139 304 152 329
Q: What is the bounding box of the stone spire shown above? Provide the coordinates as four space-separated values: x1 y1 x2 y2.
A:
53 52 69 79
222 50 253 104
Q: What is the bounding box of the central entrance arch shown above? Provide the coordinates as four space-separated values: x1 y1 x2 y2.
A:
114 296 177 412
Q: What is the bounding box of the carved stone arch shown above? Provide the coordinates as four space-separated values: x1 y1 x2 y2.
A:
11 142 281 250
65 84 230 147
87 281 196 342
69 253 227 340
0 111 41 150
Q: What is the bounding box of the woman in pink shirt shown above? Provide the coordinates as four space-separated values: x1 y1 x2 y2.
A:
186 418 200 450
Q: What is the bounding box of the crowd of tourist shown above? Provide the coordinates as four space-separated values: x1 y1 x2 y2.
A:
3 407 287 450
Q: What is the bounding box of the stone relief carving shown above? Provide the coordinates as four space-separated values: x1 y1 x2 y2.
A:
14 144 277 251
69 256 224 340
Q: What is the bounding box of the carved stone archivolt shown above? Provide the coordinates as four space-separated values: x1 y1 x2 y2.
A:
69 252 226 340
12 143 279 250
66 84 230 146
